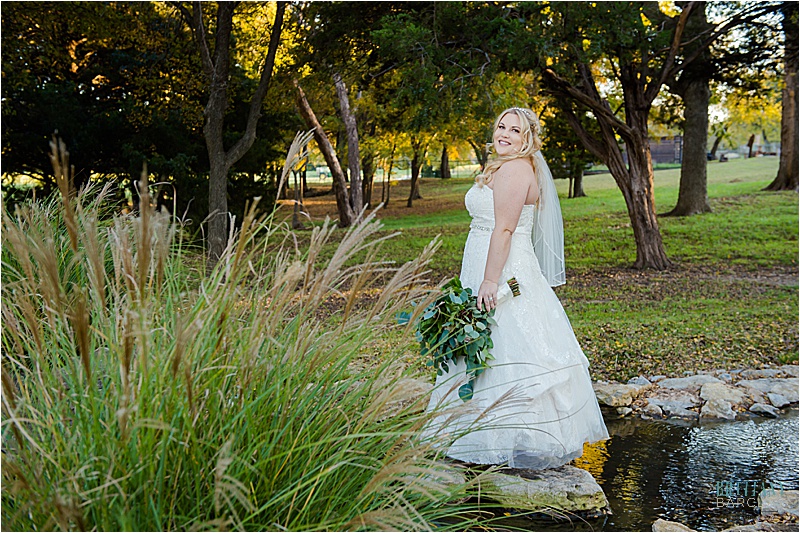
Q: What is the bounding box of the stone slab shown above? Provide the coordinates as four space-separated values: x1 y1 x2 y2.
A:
642 403 664 418
768 393 791 408
662 404 699 419
593 383 643 407
749 402 780 418
701 382 749 406
481 465 609 513
759 489 799 517
652 518 696 531
737 379 798 403
701 398 736 420
647 388 702 409
657 375 721 391
740 369 783 379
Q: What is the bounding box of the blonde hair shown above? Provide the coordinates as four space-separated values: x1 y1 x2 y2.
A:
477 107 543 186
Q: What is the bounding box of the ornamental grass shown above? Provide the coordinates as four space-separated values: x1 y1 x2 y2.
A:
1 141 515 531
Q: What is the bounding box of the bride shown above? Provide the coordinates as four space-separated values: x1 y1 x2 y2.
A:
424 107 609 470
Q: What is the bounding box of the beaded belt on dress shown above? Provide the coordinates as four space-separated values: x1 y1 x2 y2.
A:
470 223 493 232
469 223 531 236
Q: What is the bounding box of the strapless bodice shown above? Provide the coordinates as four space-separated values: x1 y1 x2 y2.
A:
465 184 534 235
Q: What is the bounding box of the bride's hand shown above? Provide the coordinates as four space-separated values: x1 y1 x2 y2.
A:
477 279 498 311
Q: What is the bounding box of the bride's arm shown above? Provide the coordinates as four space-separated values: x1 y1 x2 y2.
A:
477 158 537 311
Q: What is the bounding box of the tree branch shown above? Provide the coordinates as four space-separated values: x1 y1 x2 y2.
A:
677 3 782 76
645 1 696 105
227 1 287 165
293 78 354 225
211 2 235 84
543 67 634 138
559 105 607 162
173 1 214 79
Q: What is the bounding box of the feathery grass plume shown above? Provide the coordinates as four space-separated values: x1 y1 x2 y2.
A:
2 145 520 531
110 215 137 297
136 163 151 303
49 135 78 254
69 288 91 384
276 130 315 201
76 191 109 308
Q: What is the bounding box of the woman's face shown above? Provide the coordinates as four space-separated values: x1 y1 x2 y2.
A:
493 112 524 156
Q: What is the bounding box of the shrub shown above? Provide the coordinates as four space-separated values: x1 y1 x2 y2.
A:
1 144 503 531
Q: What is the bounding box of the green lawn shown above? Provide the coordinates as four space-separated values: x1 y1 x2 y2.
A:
370 156 798 272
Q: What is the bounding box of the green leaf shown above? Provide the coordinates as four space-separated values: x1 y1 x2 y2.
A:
458 382 474 401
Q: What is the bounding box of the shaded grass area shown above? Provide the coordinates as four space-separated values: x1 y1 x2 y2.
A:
560 265 798 381
283 156 798 381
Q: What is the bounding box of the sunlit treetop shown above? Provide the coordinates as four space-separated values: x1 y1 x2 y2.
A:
658 0 681 18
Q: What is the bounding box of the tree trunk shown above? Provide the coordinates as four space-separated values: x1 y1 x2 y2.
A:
765 1 799 191
440 143 451 178
469 139 489 170
572 165 586 198
665 2 712 216
554 85 671 268
710 134 723 159
611 133 671 270
362 153 375 208
336 128 348 182
382 143 396 207
299 167 307 214
747 134 756 158
207 158 231 260
203 8 233 265
333 72 363 218
665 79 712 216
178 1 286 267
293 79 354 227
384 160 392 206
407 139 425 207
279 179 289 200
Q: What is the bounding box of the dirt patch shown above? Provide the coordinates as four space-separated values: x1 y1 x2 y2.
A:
279 178 472 221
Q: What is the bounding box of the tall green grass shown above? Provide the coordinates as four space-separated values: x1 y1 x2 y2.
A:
1 144 517 531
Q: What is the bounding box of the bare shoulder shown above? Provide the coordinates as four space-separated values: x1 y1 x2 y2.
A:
496 157 535 179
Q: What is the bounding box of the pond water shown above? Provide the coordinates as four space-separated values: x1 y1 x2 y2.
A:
502 407 799 532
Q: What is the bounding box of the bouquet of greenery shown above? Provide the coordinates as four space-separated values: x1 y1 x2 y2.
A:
399 276 520 401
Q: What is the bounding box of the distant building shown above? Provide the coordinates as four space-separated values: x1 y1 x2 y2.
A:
622 136 683 165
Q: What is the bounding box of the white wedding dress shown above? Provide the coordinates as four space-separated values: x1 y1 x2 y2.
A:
423 183 609 469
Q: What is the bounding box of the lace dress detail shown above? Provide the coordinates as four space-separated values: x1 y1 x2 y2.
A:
423 184 609 469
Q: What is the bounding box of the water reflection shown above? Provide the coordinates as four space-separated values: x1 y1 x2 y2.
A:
507 408 798 531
